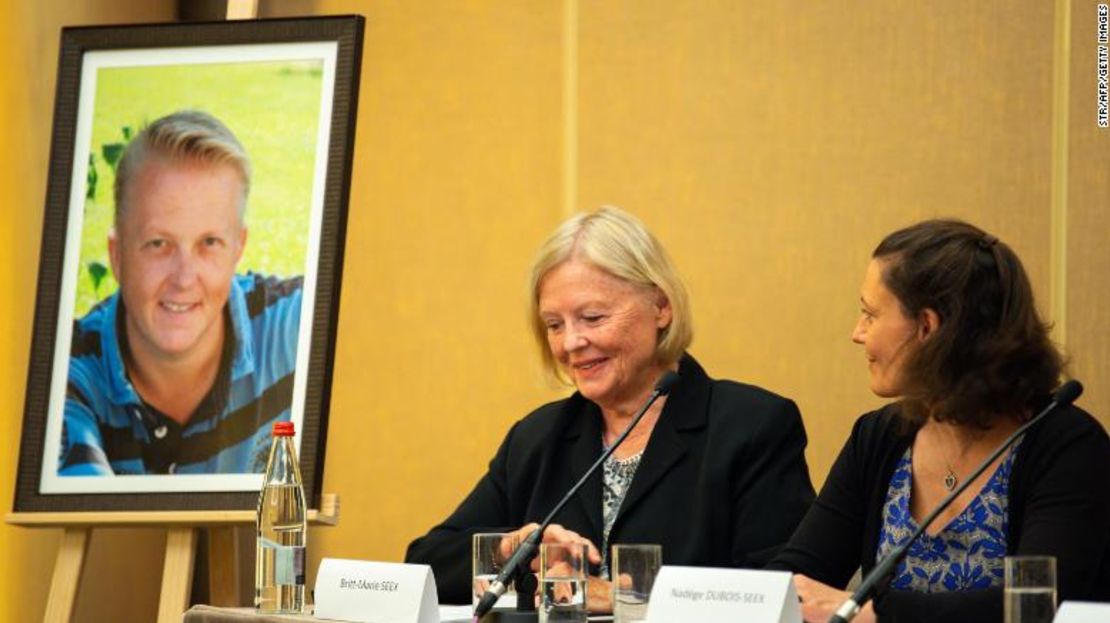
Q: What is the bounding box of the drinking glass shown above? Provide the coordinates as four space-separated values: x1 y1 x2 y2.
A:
472 532 520 614
611 544 661 623
1004 555 1056 623
539 542 588 623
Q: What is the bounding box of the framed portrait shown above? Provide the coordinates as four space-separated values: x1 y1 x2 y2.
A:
13 16 364 512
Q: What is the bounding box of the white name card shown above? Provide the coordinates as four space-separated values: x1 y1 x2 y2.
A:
1055 601 1110 623
314 558 440 623
645 566 801 623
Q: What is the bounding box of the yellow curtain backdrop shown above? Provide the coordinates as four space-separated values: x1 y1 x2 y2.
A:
1 2 1106 622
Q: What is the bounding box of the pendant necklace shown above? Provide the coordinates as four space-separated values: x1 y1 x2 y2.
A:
943 463 958 491
940 426 974 492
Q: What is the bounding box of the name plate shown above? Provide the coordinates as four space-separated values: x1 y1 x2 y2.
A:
645 566 801 623
1055 601 1110 623
315 558 440 623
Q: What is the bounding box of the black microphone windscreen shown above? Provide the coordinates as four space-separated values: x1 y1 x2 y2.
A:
655 371 681 395
1055 380 1083 407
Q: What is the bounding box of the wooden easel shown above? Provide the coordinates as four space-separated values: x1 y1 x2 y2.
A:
12 3 339 622
7 498 338 623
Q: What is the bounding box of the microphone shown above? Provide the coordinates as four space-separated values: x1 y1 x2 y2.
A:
473 371 681 619
828 379 1084 623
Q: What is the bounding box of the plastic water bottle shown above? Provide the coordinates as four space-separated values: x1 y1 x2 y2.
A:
255 420 306 613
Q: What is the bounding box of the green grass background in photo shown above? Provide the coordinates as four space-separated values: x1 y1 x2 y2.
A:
76 60 323 316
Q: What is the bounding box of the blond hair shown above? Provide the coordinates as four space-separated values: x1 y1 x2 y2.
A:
528 206 693 383
114 110 251 224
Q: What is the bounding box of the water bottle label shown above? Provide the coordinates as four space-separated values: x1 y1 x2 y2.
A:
274 545 306 585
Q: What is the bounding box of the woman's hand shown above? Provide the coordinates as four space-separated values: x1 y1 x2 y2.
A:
793 574 875 623
507 522 602 570
587 575 614 613
529 568 613 613
502 523 608 612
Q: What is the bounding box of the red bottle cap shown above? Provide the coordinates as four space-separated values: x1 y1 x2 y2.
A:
272 421 295 437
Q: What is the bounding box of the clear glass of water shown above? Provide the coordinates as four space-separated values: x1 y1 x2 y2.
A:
472 532 520 615
611 544 661 623
540 542 588 623
1004 555 1056 623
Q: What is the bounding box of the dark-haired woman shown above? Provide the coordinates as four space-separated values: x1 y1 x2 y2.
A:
769 220 1110 623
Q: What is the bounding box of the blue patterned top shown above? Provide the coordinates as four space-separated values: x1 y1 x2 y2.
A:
876 441 1020 592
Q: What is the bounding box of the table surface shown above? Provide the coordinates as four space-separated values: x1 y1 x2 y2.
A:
184 606 322 622
183 605 615 622
183 604 477 622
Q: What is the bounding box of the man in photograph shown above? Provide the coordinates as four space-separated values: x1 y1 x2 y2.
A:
61 110 303 475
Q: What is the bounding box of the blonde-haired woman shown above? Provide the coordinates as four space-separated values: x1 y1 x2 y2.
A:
407 206 815 610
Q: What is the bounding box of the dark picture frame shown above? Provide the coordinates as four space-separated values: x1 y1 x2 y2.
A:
13 16 363 512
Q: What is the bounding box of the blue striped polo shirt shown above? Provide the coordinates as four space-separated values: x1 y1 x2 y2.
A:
61 273 303 475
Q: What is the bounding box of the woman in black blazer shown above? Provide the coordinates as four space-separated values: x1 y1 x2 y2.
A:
770 220 1110 622
406 206 815 609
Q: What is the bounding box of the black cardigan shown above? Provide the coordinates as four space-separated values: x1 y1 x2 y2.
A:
769 402 1110 622
406 355 816 604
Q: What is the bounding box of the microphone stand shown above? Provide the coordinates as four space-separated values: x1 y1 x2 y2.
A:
828 380 1083 623
474 371 681 622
